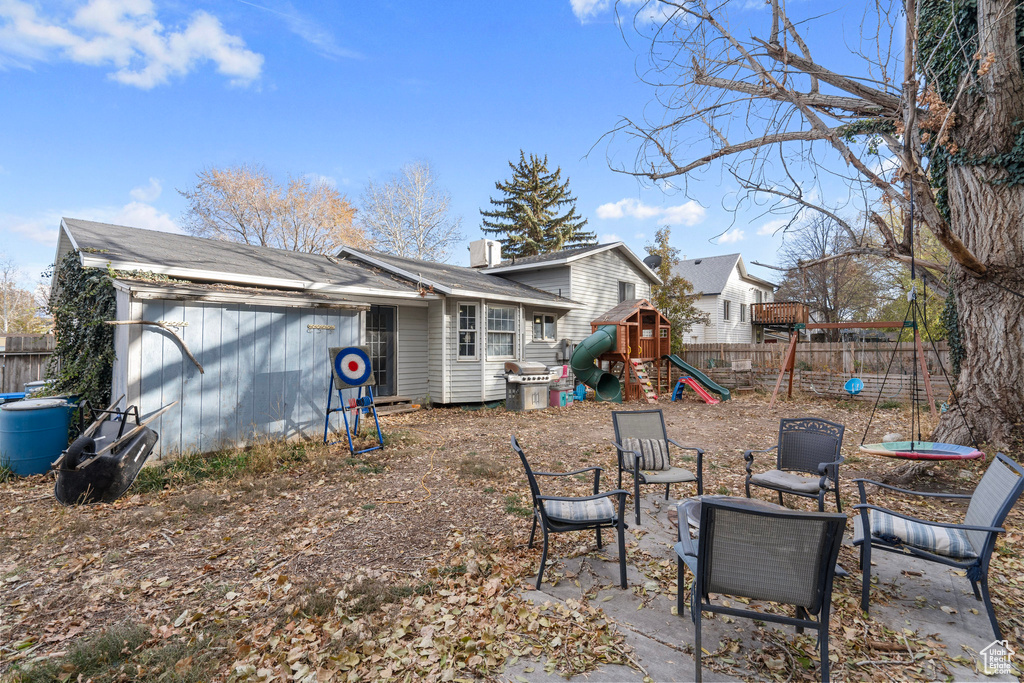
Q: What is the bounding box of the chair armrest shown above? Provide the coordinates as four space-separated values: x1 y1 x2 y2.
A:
538 490 629 504
674 537 697 560
743 445 777 463
667 439 704 495
852 504 1006 534
816 454 845 475
534 466 603 477
854 478 973 502
611 440 640 472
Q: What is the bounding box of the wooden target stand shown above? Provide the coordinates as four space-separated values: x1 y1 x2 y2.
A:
322 346 384 455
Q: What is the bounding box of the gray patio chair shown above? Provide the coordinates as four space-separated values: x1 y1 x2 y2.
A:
853 452 1024 640
744 417 845 512
674 499 846 683
511 435 628 589
611 409 704 525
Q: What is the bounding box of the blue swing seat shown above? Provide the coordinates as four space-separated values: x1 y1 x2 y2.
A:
844 377 864 396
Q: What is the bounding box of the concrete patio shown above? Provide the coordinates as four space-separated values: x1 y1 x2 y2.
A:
504 492 1018 682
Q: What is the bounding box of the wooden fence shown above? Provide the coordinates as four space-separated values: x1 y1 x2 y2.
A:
665 341 954 403
0 334 54 393
678 341 950 376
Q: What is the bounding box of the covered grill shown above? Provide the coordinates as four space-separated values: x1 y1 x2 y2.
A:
503 361 561 411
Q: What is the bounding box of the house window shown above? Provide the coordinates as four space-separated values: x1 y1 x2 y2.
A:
618 281 635 303
458 303 477 359
487 305 516 357
755 289 764 304
740 303 747 322
723 300 731 320
533 314 555 341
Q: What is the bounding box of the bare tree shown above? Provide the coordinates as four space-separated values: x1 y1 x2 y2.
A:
606 0 1024 448
773 216 884 340
359 162 463 262
179 164 367 253
0 256 49 333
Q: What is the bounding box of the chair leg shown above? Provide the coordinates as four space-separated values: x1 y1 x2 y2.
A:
820 618 830 683
536 529 549 590
835 488 842 513
676 557 685 617
860 542 871 613
744 476 751 499
970 579 981 600
596 525 603 549
635 479 642 526
694 604 703 683
665 483 670 500
778 490 784 507
795 606 807 634
978 575 1003 640
528 515 537 548
617 515 627 589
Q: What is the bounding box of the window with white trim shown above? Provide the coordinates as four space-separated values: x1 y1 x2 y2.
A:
533 313 555 341
740 303 747 322
458 303 477 359
723 300 731 320
618 281 635 303
487 305 516 357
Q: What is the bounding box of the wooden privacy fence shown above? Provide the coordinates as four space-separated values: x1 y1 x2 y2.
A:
664 341 954 404
0 334 54 393
678 341 950 376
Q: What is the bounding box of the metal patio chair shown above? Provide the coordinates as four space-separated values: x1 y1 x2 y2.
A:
745 417 846 512
853 452 1024 640
674 498 846 683
611 409 704 525
511 435 628 589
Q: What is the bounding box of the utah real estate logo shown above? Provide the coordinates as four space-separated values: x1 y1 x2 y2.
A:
979 639 1014 676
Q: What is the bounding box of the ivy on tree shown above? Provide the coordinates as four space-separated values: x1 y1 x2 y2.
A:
480 151 596 258
46 251 116 407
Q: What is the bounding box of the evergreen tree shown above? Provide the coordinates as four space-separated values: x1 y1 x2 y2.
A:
645 227 709 354
480 151 595 258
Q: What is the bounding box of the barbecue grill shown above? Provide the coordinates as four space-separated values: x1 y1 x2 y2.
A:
503 361 562 411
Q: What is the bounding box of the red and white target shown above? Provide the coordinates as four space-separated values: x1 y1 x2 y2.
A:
330 346 375 387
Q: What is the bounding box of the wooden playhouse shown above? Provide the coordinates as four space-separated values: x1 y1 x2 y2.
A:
590 298 671 402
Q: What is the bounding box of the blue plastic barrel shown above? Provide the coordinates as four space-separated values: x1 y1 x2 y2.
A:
0 398 71 476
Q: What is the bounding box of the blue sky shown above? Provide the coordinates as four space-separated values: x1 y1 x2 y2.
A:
0 0 808 290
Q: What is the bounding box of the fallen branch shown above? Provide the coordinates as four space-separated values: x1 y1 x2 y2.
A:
105 320 204 374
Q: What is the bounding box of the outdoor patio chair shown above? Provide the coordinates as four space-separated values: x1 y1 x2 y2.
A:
744 417 846 512
853 452 1024 640
511 434 629 589
674 498 846 683
611 409 704 525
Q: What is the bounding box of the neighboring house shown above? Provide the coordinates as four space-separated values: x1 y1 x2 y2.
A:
53 220 658 456
672 253 776 344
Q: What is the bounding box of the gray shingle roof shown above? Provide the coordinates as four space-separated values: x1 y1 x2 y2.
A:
672 253 742 296
62 218 419 293
338 248 578 305
492 243 610 267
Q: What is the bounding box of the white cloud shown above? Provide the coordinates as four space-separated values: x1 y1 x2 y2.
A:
596 197 705 226
306 173 337 189
570 0 609 20
130 177 162 202
718 228 745 244
756 218 788 236
571 0 673 23
114 201 180 233
7 219 58 245
235 0 362 60
0 0 263 88
633 231 646 240
600 233 622 243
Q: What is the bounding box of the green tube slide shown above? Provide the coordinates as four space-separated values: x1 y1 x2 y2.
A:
570 325 622 403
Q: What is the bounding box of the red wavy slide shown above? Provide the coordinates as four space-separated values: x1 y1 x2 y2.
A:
681 377 721 405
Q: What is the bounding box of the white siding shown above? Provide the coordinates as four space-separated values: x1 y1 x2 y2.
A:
500 266 572 300
427 300 445 404
396 305 429 401
563 249 652 343
522 307 563 366
687 273 774 344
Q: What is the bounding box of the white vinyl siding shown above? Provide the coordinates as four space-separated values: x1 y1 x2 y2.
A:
427 300 445 403
396 305 428 401
561 249 652 344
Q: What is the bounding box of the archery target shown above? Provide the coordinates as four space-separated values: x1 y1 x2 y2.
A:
330 346 376 387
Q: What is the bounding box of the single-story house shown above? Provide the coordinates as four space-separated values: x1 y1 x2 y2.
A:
671 253 776 344
53 220 659 456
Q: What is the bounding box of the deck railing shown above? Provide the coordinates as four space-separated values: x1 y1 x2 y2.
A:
751 301 809 325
